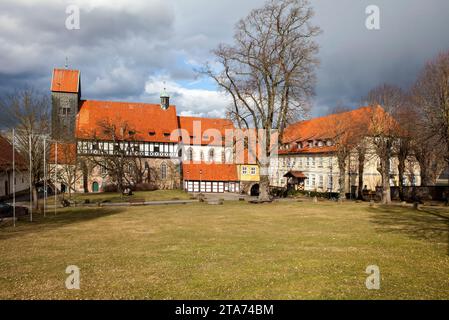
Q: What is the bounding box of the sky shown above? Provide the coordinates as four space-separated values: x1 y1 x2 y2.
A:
0 0 448 118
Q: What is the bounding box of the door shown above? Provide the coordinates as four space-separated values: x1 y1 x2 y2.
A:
92 181 99 193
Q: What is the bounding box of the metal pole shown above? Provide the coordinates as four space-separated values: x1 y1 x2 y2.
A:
29 133 33 222
12 129 15 228
43 137 46 217
54 142 57 215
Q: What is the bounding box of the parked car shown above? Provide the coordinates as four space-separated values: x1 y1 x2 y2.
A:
0 202 29 219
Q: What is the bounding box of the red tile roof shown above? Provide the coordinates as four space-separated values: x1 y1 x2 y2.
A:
49 143 77 165
183 163 238 181
0 135 27 170
281 106 399 155
76 100 179 143
284 171 307 179
282 106 377 143
51 69 80 93
178 116 234 146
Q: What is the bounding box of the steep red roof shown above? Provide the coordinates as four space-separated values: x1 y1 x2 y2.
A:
279 145 336 155
178 116 234 146
51 69 80 93
76 100 179 143
49 143 77 165
183 163 238 181
282 106 377 144
0 135 27 171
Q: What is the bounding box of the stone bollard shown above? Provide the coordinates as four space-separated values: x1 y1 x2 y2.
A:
369 200 375 207
313 196 318 203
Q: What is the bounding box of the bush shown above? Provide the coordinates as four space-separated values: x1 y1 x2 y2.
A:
103 184 118 193
134 183 158 192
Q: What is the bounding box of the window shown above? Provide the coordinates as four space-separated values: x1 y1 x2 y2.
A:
319 157 323 168
319 175 324 188
161 163 167 180
221 151 226 163
200 151 205 161
209 149 215 162
250 167 256 175
312 157 316 167
311 175 316 187
242 166 248 175
187 148 193 161
306 157 310 167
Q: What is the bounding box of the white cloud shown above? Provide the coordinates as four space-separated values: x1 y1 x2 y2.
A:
144 75 231 118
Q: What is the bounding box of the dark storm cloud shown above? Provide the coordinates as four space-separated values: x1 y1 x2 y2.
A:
0 0 448 117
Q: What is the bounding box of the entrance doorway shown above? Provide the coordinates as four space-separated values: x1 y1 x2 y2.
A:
92 181 99 193
250 184 260 196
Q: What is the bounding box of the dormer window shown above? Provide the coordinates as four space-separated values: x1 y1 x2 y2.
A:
308 140 314 147
326 140 333 146
318 140 324 147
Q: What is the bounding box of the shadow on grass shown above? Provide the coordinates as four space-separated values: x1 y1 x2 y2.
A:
368 205 449 254
0 207 125 240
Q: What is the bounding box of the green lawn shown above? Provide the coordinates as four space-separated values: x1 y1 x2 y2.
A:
1 200 449 299
43 189 192 205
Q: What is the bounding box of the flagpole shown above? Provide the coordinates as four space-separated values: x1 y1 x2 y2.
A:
12 129 16 228
54 141 57 216
29 133 33 222
43 137 46 217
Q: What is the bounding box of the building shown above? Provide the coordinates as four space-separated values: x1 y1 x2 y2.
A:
270 106 421 194
50 68 241 194
0 135 29 199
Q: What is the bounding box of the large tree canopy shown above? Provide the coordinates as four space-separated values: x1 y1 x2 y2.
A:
204 0 320 200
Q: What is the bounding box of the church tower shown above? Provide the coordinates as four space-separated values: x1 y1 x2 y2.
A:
50 68 81 141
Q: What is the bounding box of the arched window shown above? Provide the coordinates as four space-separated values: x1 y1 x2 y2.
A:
209 149 215 162
200 150 204 161
187 148 193 161
161 163 167 180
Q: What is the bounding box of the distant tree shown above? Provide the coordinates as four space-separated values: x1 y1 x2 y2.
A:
322 110 367 201
413 50 449 167
364 84 405 204
85 119 143 194
203 0 320 201
49 143 82 199
0 89 50 209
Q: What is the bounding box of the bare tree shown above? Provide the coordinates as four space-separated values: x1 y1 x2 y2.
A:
365 84 404 204
322 109 367 200
49 143 82 199
202 0 320 201
84 119 142 194
0 89 50 209
413 50 449 167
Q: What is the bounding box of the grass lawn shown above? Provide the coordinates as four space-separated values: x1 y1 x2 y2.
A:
0 200 448 299
42 189 192 205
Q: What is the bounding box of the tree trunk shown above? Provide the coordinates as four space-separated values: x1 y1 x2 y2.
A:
398 157 405 201
338 157 346 202
380 155 392 204
357 149 365 200
82 162 89 193
258 173 271 202
32 186 39 210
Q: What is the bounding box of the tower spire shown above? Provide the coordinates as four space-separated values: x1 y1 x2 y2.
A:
65 57 69 69
160 81 170 110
